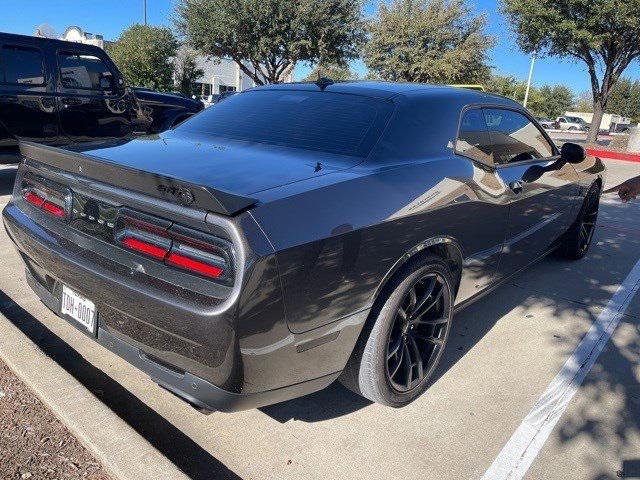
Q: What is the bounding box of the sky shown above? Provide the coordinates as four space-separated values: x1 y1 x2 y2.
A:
1 0 639 94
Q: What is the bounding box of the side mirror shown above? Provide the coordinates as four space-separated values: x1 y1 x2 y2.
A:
561 142 586 164
99 75 116 91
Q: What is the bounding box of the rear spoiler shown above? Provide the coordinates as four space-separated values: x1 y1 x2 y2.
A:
19 141 258 216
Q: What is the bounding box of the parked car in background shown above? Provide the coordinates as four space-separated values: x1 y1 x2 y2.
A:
0 32 203 163
556 115 589 131
3 82 604 412
536 117 558 130
131 87 203 133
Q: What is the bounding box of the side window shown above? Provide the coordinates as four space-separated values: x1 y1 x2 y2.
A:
456 108 494 165
58 52 113 90
1 45 45 85
483 108 554 164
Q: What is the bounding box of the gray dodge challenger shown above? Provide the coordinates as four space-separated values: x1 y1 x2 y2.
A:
2 81 605 412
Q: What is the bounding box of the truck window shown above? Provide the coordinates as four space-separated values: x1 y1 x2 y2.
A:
58 52 114 90
1 45 45 85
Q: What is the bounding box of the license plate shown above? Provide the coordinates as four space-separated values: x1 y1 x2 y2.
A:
61 285 96 335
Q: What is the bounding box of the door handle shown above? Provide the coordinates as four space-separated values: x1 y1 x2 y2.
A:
509 181 523 194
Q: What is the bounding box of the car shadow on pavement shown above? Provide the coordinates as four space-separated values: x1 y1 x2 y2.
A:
260 380 372 423
0 166 17 197
0 289 242 480
264 198 640 439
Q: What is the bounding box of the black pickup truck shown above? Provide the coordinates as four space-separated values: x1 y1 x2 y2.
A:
0 32 203 163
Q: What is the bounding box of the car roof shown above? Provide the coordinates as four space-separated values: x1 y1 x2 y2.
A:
249 80 520 106
0 31 104 53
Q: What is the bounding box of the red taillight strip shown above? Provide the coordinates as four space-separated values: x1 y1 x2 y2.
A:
165 252 224 279
122 237 169 260
23 188 67 218
24 191 45 207
42 201 65 218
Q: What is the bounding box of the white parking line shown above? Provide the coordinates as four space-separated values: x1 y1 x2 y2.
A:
481 258 640 480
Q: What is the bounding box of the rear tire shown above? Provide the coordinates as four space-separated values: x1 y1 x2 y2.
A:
558 183 601 260
340 255 454 407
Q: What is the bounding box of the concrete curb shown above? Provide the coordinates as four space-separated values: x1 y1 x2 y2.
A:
0 311 189 480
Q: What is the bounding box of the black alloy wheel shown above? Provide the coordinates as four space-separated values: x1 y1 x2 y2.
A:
340 255 454 407
577 187 600 254
386 273 450 392
558 182 601 260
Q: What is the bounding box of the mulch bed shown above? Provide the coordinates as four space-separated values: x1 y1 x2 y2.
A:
0 360 112 479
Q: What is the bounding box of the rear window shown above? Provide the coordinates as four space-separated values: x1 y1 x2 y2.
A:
1 45 45 85
178 90 394 157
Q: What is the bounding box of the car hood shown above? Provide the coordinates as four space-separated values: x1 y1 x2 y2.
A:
132 88 203 112
66 131 362 196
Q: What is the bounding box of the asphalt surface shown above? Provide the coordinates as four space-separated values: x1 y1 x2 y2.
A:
1 160 640 480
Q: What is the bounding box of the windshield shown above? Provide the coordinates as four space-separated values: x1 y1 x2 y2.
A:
566 117 586 124
177 90 394 157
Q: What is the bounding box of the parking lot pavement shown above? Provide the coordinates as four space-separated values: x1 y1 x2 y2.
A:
1 160 640 480
548 131 613 147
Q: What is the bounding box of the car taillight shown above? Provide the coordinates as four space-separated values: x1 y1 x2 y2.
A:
166 251 224 279
42 200 65 218
22 186 68 219
165 240 225 279
121 237 169 260
24 191 45 207
115 212 230 282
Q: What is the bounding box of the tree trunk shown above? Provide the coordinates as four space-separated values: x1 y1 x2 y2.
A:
587 100 604 144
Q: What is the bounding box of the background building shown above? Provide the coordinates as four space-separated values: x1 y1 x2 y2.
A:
193 56 254 96
193 55 294 96
59 26 110 49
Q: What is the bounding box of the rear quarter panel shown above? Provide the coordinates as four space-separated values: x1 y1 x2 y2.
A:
251 155 511 333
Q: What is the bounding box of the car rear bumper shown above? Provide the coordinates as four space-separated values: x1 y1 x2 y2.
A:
25 267 340 412
2 201 352 412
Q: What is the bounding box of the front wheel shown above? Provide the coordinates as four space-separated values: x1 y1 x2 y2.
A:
340 255 454 407
558 183 601 260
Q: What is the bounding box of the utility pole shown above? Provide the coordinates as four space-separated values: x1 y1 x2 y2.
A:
523 51 537 108
143 0 147 25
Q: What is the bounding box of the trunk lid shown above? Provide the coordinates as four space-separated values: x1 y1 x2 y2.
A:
20 132 360 215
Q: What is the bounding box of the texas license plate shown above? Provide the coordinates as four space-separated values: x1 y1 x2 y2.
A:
61 285 97 335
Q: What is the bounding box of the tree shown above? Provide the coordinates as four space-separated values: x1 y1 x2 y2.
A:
363 0 494 84
607 77 640 121
537 85 574 119
485 74 521 100
502 0 640 142
485 75 574 118
176 0 366 85
174 48 204 96
574 91 594 113
302 64 358 82
109 25 178 91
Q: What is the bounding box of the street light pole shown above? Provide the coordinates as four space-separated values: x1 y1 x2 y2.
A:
143 0 147 25
523 51 537 108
